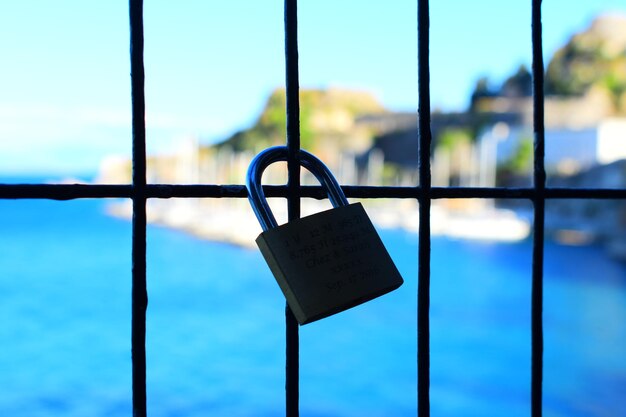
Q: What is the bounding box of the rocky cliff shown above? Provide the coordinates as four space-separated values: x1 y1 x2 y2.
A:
213 88 386 164
546 14 626 113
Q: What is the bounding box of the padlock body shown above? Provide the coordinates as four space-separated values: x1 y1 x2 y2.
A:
256 203 403 324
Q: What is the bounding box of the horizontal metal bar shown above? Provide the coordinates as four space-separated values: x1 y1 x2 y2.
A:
1 183 625 200
0 184 134 199
537 188 626 199
0 184 244 200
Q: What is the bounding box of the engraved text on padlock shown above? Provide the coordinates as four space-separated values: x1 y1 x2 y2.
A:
247 146 404 325
256 203 403 324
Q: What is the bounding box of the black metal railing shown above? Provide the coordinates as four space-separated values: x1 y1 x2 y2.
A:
1 1 626 416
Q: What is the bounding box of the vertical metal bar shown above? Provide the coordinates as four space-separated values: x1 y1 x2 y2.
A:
284 0 300 415
130 0 148 416
417 0 431 416
531 1 545 416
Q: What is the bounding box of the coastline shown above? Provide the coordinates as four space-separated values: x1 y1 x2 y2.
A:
105 199 531 247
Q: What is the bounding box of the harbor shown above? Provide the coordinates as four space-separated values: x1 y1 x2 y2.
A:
1 197 624 417
105 198 531 248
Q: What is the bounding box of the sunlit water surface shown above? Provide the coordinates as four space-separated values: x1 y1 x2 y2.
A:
0 196 624 417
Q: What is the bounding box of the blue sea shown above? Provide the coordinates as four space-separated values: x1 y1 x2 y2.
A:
1 185 625 416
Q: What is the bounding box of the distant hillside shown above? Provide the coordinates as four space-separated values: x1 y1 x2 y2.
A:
214 88 386 159
545 14 626 112
469 14 626 115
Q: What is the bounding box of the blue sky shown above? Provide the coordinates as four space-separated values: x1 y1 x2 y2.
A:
0 0 625 175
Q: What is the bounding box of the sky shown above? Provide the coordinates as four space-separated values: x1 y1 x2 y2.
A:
0 0 625 175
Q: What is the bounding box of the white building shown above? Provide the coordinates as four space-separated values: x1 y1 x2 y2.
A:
477 118 626 182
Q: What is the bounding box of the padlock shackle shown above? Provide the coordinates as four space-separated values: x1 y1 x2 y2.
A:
246 146 349 231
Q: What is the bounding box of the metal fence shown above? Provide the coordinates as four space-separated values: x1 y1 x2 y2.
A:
1 1 626 416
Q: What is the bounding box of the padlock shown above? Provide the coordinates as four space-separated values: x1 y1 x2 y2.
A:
246 146 404 325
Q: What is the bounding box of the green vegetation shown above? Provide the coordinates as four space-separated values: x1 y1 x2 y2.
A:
214 88 385 154
437 128 473 150
545 15 626 111
501 137 533 174
469 15 626 114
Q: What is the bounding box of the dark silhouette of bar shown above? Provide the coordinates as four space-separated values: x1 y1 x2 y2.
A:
1 1 626 417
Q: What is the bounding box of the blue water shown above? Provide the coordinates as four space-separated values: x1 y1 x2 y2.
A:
0 196 625 417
